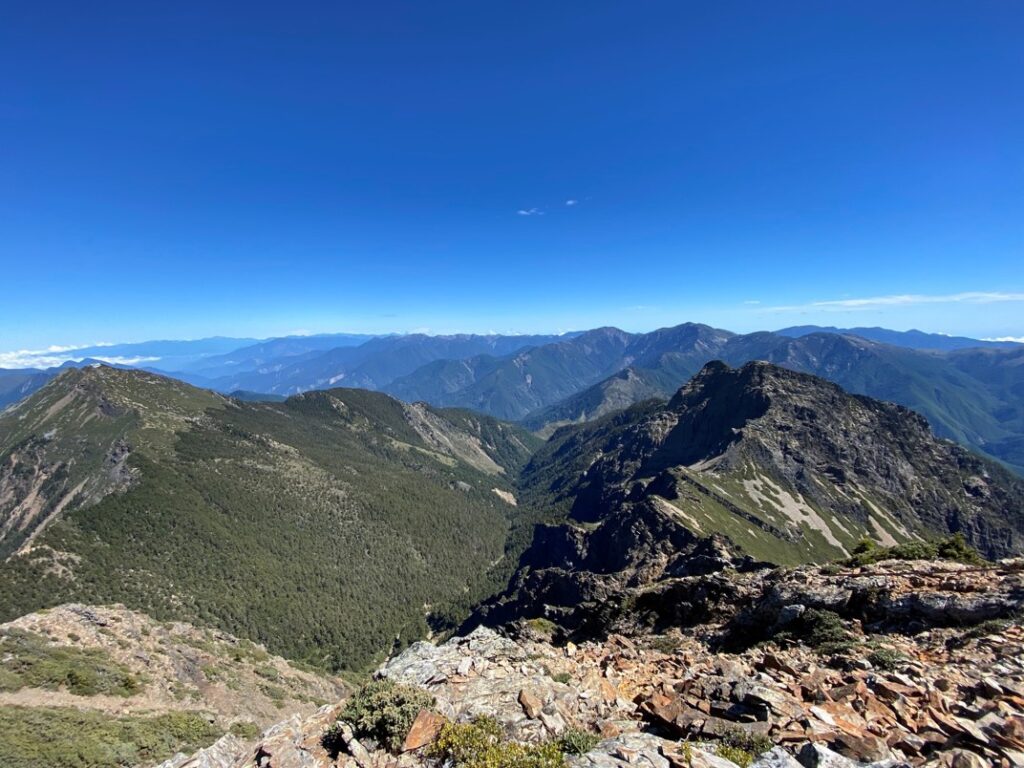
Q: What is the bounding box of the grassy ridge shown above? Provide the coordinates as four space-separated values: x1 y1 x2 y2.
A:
0 370 537 671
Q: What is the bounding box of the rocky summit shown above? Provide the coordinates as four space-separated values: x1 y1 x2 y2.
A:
159 558 1024 768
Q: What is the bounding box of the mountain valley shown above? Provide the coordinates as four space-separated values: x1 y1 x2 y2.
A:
0 366 538 672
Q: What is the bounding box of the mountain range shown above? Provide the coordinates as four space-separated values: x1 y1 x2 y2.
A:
3 352 1024 766
777 325 1023 351
3 357 1023 671
2 324 1023 479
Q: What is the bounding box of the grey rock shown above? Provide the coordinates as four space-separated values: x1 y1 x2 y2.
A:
751 747 804 768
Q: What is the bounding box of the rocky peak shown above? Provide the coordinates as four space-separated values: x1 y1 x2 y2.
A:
523 361 1024 565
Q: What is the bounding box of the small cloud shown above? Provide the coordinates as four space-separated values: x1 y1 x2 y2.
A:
743 300 761 305
765 291 1024 313
565 199 578 206
517 208 544 216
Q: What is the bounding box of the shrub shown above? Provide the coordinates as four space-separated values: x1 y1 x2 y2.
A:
646 635 681 654
0 705 222 768
558 728 600 755
229 720 260 739
0 629 142 697
550 672 571 685
340 678 434 752
936 534 987 565
867 648 905 671
716 744 754 768
845 534 986 567
526 618 557 636
800 609 853 651
430 716 566 768
720 729 773 758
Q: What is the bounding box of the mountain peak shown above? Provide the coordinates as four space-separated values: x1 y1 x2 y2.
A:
524 363 1024 565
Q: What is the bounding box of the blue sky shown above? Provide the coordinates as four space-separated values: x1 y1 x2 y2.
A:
1 1 1022 351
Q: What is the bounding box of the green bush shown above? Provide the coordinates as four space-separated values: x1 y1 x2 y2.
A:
720 729 773 759
0 630 142 697
0 705 222 768
800 609 854 651
845 534 985 567
716 744 754 768
229 720 260 739
340 678 434 752
430 716 566 768
867 648 905 671
962 618 1011 643
557 728 600 755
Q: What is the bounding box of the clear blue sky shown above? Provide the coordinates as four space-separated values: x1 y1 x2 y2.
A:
2 1 1022 350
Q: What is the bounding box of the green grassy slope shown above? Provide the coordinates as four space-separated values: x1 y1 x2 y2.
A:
0 369 536 671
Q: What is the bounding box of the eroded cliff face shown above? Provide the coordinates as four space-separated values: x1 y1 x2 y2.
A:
162 559 1024 768
524 361 1024 566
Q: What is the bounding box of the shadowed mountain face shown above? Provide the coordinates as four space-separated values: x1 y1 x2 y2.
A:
531 361 1024 561
474 361 1024 634
517 330 1024 475
385 324 734 421
0 366 539 671
0 370 58 410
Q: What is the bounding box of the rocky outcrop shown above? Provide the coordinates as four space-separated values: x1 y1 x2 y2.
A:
1 603 346 729
163 593 1024 767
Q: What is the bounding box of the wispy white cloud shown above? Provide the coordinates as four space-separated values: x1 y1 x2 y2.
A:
0 345 153 369
765 291 1024 313
517 207 544 216
984 336 1024 343
565 199 578 206
743 300 761 305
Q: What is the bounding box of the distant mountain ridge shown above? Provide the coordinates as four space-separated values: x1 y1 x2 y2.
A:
3 323 1022 474
776 325 1023 351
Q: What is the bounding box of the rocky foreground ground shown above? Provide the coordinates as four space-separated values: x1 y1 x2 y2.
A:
160 559 1024 768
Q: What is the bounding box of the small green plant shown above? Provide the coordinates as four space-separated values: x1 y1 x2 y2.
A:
557 728 600 755
963 618 1013 639
720 729 772 758
430 716 566 768
0 629 143 697
526 618 557 636
0 705 222 768
867 648 905 671
259 682 287 706
340 678 434 752
716 744 754 768
646 635 681 654
255 665 280 680
229 720 260 739
845 534 985 567
550 672 571 685
801 609 855 652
